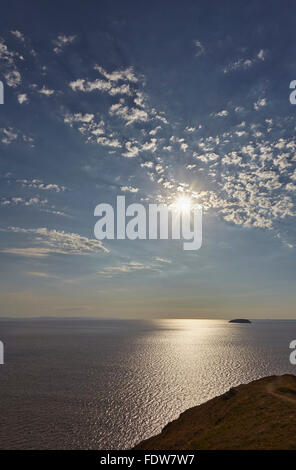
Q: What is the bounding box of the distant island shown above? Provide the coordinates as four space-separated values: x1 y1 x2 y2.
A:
133 374 296 450
229 318 251 323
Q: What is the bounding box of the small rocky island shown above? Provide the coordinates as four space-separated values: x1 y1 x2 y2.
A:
133 375 296 450
229 318 251 323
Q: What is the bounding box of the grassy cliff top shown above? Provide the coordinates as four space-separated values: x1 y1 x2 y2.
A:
133 374 296 450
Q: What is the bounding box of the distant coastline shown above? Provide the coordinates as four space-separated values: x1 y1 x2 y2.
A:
133 375 296 450
229 318 251 323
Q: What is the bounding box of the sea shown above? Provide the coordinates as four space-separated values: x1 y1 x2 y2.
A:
0 318 295 449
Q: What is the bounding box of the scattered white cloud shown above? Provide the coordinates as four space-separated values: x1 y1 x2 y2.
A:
64 113 94 124
194 40 205 56
53 34 76 54
66 66 168 160
109 102 148 125
17 93 28 104
1 195 48 207
96 136 121 148
257 49 265 60
37 86 55 96
0 127 18 144
11 30 25 42
22 134 34 147
122 141 139 158
0 37 23 88
0 127 34 146
120 185 139 193
4 70 21 87
214 110 228 117
141 161 154 168
149 126 161 136
94 65 138 83
254 98 267 110
186 164 196 170
69 77 132 96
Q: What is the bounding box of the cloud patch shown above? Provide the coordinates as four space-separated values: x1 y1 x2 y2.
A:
0 226 109 256
53 34 76 54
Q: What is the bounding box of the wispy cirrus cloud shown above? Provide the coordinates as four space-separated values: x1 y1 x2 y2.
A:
27 271 60 279
0 226 109 256
224 49 265 73
99 260 161 278
1 196 48 207
154 257 171 264
14 178 67 192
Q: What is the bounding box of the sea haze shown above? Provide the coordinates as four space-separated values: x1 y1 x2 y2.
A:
0 318 295 449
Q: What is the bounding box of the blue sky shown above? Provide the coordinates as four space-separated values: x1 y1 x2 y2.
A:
0 0 295 319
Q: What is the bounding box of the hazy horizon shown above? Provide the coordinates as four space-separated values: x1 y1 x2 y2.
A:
0 316 296 321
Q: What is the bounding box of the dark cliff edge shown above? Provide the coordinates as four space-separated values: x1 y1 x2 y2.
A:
133 375 296 450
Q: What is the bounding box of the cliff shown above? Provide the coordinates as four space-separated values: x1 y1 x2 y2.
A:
133 374 296 450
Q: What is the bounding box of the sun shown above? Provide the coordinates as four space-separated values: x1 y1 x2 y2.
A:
173 195 192 213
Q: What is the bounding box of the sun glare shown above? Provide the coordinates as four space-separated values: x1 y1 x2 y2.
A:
173 195 192 213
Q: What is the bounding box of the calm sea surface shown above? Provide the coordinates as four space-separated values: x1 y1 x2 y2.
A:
0 318 295 449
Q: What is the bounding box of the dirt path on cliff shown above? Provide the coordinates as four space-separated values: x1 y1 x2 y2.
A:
266 378 296 405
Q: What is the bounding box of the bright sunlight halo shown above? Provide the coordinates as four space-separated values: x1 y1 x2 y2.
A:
173 195 192 213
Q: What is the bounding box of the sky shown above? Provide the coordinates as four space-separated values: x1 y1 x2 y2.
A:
0 0 295 319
